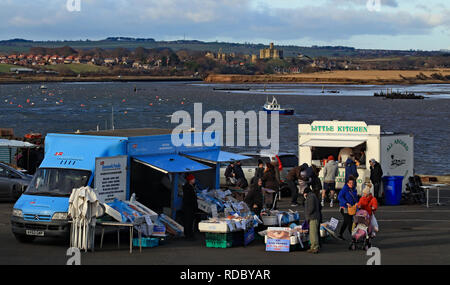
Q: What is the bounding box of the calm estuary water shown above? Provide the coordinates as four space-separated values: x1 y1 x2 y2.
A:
0 82 449 175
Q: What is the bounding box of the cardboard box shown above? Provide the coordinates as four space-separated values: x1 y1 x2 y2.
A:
198 221 230 233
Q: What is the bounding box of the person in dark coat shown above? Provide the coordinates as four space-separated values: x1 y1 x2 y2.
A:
224 162 236 186
182 174 198 239
369 159 383 201
251 159 265 185
233 161 248 189
262 162 279 208
344 155 359 186
286 164 307 207
244 178 264 216
304 187 321 253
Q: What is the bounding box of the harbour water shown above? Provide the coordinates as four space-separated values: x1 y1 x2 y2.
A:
0 82 449 175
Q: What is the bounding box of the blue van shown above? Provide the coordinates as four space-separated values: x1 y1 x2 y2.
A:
11 129 248 242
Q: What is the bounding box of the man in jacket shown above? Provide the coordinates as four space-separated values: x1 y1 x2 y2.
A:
233 161 248 189
322 155 339 208
345 155 359 186
369 159 383 201
304 187 321 254
182 174 198 240
224 162 235 186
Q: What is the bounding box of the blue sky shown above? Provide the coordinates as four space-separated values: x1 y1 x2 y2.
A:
1 0 449 50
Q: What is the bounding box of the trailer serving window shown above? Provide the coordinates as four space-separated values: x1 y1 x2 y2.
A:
301 139 367 167
25 168 91 197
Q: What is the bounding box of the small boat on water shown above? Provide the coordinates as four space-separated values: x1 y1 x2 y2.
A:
263 96 294 115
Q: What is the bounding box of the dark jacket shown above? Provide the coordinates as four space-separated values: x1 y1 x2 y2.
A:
304 192 321 221
182 183 198 213
287 165 304 181
344 158 359 182
370 162 383 184
224 164 234 178
244 184 263 211
255 167 264 179
233 164 245 180
262 169 279 191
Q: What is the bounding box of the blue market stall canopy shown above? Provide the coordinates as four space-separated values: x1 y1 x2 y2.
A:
181 150 251 164
132 154 211 174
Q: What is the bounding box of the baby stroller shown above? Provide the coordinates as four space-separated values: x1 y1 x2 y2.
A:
349 209 373 251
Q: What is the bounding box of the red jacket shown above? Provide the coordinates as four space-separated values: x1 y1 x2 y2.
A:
358 194 378 216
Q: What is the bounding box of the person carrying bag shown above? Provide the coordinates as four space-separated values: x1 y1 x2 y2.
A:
337 176 358 240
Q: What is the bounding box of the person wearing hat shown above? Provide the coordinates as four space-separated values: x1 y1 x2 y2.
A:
369 159 383 202
182 174 198 239
304 186 321 254
358 187 378 216
322 155 339 208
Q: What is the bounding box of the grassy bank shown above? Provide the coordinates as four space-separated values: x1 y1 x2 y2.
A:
205 69 450 85
43 63 109 74
0 63 18 73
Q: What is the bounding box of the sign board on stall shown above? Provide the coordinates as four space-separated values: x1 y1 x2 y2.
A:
329 218 339 231
266 227 291 252
95 156 128 203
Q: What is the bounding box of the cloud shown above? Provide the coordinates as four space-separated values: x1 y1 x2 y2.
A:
0 0 448 47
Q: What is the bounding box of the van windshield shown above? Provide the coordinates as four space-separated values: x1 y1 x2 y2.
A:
25 168 91 197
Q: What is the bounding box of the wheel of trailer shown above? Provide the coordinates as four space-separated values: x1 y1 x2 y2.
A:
14 234 36 243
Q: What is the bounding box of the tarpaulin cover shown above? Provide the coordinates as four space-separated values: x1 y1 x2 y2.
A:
181 150 250 163
133 154 211 173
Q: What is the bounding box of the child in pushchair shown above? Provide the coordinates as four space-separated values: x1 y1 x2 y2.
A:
349 209 373 250
349 187 379 250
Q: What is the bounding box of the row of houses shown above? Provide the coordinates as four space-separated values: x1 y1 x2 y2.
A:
0 54 139 68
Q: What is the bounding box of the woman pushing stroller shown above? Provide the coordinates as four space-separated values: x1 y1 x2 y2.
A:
349 187 379 250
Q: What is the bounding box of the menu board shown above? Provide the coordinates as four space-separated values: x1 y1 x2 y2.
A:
95 156 128 203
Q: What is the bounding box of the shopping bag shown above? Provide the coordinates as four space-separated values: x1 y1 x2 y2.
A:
371 215 379 232
348 204 357 216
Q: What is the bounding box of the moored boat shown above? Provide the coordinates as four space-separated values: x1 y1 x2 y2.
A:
263 96 294 115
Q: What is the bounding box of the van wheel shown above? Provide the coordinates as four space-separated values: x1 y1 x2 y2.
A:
14 234 36 243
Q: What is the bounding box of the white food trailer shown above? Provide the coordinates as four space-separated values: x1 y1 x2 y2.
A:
298 121 414 195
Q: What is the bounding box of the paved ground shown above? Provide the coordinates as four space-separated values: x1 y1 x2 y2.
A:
1 187 449 265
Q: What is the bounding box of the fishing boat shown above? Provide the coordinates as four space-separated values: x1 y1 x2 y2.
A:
263 96 294 115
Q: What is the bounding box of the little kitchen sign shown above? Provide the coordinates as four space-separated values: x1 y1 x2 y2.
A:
310 122 369 133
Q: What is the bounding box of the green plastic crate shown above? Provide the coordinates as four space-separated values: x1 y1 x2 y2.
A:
205 239 233 248
205 232 234 248
133 237 159 248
